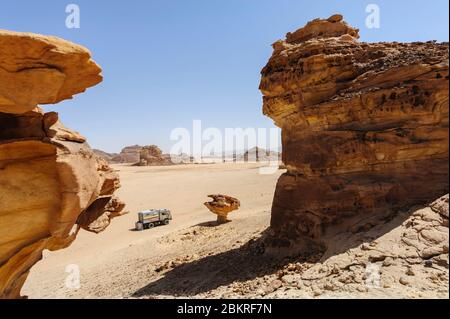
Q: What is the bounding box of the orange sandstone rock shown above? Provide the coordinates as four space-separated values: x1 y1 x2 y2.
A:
0 31 125 298
260 15 449 254
0 30 102 114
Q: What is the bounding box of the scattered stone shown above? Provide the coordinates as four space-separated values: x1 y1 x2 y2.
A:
430 195 449 218
383 257 394 267
399 276 411 286
356 285 368 293
369 251 387 262
270 280 283 291
406 267 416 277
281 275 297 285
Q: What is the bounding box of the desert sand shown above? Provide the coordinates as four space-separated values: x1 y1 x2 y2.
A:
22 162 282 298
22 162 449 299
3 13 448 301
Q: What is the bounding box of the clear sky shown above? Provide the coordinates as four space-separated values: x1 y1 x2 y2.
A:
1 0 449 153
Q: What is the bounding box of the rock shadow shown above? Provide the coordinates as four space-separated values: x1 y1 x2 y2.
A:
132 204 432 297
132 229 318 297
193 221 231 228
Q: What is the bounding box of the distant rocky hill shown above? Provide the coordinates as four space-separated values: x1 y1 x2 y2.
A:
238 147 280 162
93 149 118 162
94 146 280 165
113 145 142 163
134 145 173 166
93 145 142 164
94 145 193 165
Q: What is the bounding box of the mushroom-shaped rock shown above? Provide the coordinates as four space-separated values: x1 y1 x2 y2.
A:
204 195 241 224
0 31 124 298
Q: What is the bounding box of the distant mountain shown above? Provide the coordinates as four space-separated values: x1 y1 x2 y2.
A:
93 149 118 162
239 147 280 162
93 145 141 164
94 145 193 165
94 145 280 164
133 145 173 166
112 145 142 163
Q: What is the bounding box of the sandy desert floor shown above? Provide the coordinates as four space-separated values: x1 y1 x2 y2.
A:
22 162 282 298
22 163 449 299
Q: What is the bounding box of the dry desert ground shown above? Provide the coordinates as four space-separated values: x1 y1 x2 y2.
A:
22 162 282 298
22 162 449 299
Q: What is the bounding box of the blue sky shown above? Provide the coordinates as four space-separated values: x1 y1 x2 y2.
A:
1 0 449 153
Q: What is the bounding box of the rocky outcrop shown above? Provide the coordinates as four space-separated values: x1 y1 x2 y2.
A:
204 195 241 224
96 145 180 165
93 149 118 163
111 145 142 164
260 15 449 254
135 145 173 166
0 30 102 114
239 147 280 162
0 30 125 298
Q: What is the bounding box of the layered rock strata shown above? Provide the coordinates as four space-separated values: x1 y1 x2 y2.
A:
135 145 173 166
259 15 449 253
0 30 125 298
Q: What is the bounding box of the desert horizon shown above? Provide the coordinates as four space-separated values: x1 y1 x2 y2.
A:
0 0 449 312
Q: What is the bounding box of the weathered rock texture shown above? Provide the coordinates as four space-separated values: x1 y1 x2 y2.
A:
93 149 117 163
260 15 449 253
239 147 281 163
135 145 173 166
204 195 241 224
111 145 142 164
95 145 182 165
0 30 102 114
0 30 125 298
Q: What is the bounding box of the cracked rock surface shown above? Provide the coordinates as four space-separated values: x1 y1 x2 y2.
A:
259 15 449 253
0 30 125 298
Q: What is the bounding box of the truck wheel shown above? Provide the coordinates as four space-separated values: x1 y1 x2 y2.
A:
163 219 170 225
148 223 155 229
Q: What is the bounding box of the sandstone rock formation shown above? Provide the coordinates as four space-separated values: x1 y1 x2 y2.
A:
0 30 125 298
0 30 102 114
135 145 173 166
93 149 118 163
204 195 241 224
95 145 184 166
111 145 142 164
260 15 449 254
239 147 281 163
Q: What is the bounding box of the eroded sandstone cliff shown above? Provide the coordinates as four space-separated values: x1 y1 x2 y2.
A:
0 30 125 298
260 15 449 254
135 145 173 166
